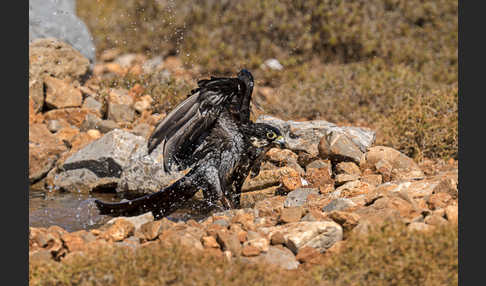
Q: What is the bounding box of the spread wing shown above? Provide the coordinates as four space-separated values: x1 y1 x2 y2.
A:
147 73 253 173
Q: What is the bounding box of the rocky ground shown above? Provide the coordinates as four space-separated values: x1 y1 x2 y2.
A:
29 39 458 271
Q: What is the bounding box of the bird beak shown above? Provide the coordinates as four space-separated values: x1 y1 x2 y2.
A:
274 135 286 148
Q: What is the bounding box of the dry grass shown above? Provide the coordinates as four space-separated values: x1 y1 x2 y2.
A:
30 223 457 286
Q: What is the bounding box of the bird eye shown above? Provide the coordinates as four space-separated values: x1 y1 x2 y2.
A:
267 132 277 139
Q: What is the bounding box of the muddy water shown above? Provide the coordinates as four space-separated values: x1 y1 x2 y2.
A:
29 191 216 232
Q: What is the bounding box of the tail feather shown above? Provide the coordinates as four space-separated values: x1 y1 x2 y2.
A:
95 175 200 219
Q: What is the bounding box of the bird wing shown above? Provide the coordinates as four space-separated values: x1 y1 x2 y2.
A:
147 76 247 173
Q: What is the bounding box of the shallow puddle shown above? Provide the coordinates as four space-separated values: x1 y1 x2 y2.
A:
29 190 217 232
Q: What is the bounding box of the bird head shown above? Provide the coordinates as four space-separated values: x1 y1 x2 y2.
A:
247 123 286 149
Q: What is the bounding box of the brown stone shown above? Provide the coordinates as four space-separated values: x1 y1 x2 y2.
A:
304 167 334 188
363 146 425 181
140 220 165 241
424 214 448 226
270 231 285 245
55 127 80 143
241 245 261 257
240 186 279 208
279 207 304 223
281 171 303 192
216 230 241 256
201 236 220 249
255 196 286 217
102 219 135 242
335 174 360 185
29 124 67 182
296 246 320 263
360 174 383 186
242 167 298 192
432 177 458 199
61 232 87 252
44 108 100 128
336 162 361 176
328 211 360 238
427 192 453 210
29 78 44 113
231 213 255 231
29 38 90 83
44 76 83 109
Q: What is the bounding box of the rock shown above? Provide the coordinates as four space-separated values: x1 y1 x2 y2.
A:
255 196 286 217
432 177 458 199
55 130 147 192
322 198 356 213
231 213 255 231
426 193 453 210
296 246 321 263
102 219 135 242
29 124 67 182
336 162 361 175
61 231 88 252
160 229 204 251
29 38 90 82
363 146 424 181
29 0 95 62
44 108 100 128
54 127 80 143
44 76 83 109
306 159 332 171
87 129 102 140
240 186 279 208
82 97 104 115
244 231 270 252
263 59 284 70
131 123 153 139
202 236 220 249
445 204 458 224
284 188 319 207
46 119 65 133
108 212 154 233
241 245 261 256
335 174 360 185
260 221 343 254
116 154 186 196
29 78 44 112
242 167 298 192
318 132 365 164
279 207 304 223
304 167 334 188
270 231 286 245
333 180 374 198
424 213 448 226
257 115 375 159
260 246 299 270
140 219 173 241
216 230 241 256
108 103 136 123
360 174 383 186
328 211 360 238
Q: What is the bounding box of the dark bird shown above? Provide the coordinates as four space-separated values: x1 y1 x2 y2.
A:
95 121 285 219
95 69 286 219
147 69 255 174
